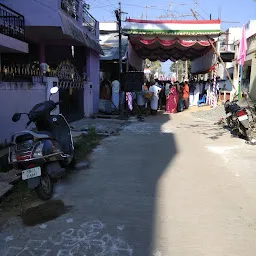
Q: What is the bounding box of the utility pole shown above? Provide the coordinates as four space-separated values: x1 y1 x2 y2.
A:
190 8 198 20
145 6 156 20
118 1 122 78
170 0 172 19
115 2 126 80
194 0 198 14
115 2 127 116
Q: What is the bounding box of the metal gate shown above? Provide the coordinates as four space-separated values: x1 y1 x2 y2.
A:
56 60 84 122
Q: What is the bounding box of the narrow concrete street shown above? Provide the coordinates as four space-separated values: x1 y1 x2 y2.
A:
1 113 256 256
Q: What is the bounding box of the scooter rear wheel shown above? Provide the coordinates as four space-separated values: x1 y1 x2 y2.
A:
35 171 53 200
240 124 252 141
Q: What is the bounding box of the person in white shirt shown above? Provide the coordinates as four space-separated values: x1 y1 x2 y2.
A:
154 79 160 88
137 84 146 108
206 79 211 105
149 79 162 115
193 81 200 106
199 81 204 97
111 78 120 111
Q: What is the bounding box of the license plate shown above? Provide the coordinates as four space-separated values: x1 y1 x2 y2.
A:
22 167 41 180
238 115 248 121
226 112 232 117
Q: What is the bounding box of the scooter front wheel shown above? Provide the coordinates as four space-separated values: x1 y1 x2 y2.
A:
35 171 53 200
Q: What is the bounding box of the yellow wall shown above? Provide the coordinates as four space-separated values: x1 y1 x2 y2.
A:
249 57 256 100
242 36 256 100
247 35 256 99
247 35 256 59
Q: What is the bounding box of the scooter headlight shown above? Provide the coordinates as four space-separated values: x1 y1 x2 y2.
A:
33 142 44 158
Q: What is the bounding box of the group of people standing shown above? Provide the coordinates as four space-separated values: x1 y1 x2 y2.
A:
145 78 221 114
143 79 190 114
164 81 190 113
99 76 220 116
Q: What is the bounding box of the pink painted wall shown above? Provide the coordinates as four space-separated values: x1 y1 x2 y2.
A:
0 82 47 143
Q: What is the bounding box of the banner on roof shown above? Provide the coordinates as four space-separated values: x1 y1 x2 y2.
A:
123 19 221 36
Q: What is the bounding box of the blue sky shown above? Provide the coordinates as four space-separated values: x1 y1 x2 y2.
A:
89 0 256 74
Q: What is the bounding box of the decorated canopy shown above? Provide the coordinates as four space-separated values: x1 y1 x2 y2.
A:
123 19 221 62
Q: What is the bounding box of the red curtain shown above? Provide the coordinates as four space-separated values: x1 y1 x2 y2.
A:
137 37 212 47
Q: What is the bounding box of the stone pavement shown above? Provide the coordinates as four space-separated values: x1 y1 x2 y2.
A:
71 117 128 137
1 113 256 256
191 105 226 122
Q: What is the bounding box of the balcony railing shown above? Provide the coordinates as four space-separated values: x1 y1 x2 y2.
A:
82 7 97 36
61 0 79 20
220 43 235 52
0 4 25 41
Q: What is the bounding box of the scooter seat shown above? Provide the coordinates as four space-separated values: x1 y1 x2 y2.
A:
14 130 53 142
36 131 54 139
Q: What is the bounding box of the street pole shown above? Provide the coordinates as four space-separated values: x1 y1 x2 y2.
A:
118 2 122 79
115 2 123 80
145 6 156 20
170 0 172 19
115 3 127 115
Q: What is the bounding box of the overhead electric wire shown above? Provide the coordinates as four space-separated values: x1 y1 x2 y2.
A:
31 0 57 12
86 0 115 13
122 3 169 12
89 0 116 8
90 5 113 9
195 2 209 19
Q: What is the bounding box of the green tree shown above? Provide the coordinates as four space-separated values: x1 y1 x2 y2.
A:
144 59 162 75
170 60 191 81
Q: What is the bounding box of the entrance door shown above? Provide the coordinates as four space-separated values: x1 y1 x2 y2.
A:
59 88 84 122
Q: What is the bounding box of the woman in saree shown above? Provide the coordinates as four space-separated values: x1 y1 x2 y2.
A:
177 82 184 112
166 84 178 113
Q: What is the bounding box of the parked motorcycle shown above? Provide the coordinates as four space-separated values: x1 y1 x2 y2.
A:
224 99 251 141
9 87 74 200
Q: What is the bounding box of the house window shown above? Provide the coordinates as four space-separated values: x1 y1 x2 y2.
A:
61 0 79 20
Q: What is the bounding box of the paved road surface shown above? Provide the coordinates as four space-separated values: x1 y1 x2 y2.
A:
1 113 256 256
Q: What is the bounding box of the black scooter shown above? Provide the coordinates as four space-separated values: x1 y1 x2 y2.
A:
9 87 74 200
224 99 251 141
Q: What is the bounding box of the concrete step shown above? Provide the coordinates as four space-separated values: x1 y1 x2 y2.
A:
95 114 120 119
0 169 21 184
0 147 9 158
0 182 13 199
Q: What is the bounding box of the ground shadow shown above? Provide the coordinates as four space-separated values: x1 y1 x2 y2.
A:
0 113 177 256
77 113 177 256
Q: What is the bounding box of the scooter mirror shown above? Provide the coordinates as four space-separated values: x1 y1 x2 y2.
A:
50 86 59 94
12 113 21 122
